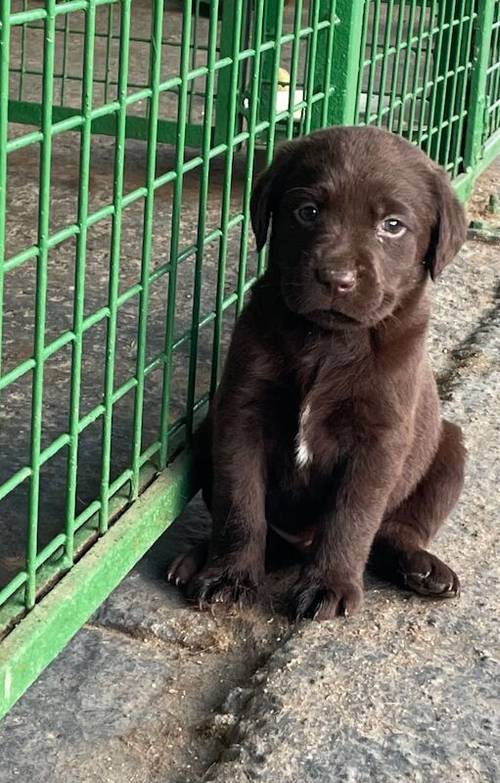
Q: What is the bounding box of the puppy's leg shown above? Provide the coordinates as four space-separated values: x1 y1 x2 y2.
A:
369 420 465 597
185 423 267 608
288 427 409 621
166 415 213 588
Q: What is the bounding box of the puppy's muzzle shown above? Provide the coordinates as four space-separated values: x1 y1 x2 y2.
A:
314 267 357 295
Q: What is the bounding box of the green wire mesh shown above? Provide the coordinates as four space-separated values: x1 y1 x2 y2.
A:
356 0 477 177
9 0 220 131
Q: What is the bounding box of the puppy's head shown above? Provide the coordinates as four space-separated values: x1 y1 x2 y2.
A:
251 127 466 329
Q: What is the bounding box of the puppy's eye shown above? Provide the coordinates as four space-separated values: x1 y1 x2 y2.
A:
380 218 406 237
294 203 319 226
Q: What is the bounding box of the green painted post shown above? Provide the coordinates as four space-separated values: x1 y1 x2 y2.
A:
252 0 285 277
210 0 246 394
429 0 464 164
323 0 365 126
0 0 11 388
285 0 305 139
64 0 97 566
303 0 323 134
235 0 265 316
463 0 496 168
262 0 285 162
256 0 282 148
99 0 132 533
131 0 165 495
213 0 245 146
185 0 221 439
159 5 194 468
26 0 57 609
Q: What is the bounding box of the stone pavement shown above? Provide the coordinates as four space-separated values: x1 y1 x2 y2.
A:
0 221 498 782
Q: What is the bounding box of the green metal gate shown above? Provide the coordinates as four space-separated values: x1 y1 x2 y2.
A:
0 0 499 718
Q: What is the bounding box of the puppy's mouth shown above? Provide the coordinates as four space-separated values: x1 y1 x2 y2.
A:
308 308 361 326
304 295 397 329
281 279 396 328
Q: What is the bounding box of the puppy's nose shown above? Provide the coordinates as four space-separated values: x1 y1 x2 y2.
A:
315 268 357 293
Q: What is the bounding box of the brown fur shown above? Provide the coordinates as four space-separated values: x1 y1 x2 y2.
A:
168 126 467 620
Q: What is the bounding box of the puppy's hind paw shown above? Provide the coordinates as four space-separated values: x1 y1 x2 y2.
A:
166 541 209 588
402 550 460 598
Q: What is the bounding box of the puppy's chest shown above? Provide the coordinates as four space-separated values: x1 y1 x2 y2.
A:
263 367 353 473
293 386 352 471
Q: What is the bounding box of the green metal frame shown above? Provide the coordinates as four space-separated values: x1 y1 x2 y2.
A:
0 0 499 719
0 452 194 718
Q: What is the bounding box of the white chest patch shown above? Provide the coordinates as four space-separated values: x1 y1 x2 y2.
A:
295 402 312 468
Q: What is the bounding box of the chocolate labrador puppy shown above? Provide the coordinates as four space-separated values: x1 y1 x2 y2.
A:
168 126 466 620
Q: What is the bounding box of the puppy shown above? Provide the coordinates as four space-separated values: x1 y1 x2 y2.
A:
168 126 467 620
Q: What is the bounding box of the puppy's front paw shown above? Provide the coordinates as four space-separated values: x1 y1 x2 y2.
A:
288 570 363 621
185 565 261 610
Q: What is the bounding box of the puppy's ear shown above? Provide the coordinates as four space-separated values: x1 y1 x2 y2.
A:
250 143 295 252
426 167 467 281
